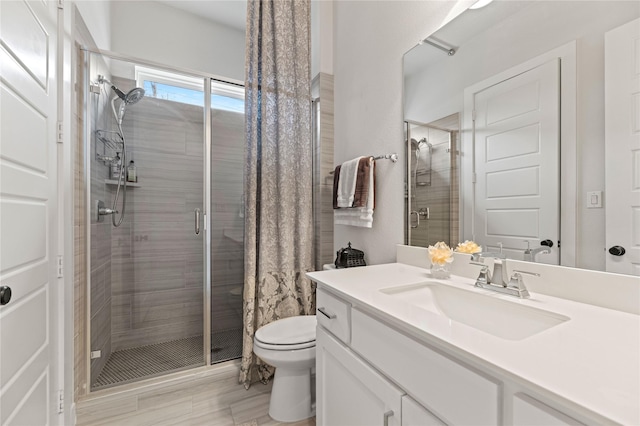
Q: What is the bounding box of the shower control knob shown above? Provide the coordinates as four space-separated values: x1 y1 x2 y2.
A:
0 286 12 306
608 246 626 256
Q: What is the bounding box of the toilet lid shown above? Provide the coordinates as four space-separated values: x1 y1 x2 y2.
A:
255 315 316 346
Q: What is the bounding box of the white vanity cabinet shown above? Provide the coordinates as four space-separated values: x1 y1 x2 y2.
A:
316 288 446 426
316 327 403 425
316 287 592 426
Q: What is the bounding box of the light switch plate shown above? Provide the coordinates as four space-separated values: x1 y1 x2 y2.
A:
587 191 602 208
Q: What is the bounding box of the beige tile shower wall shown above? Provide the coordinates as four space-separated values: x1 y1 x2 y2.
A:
110 77 204 351
313 73 334 270
210 109 245 333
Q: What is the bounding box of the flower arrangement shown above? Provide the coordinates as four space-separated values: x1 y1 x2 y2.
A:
455 240 481 254
427 242 454 266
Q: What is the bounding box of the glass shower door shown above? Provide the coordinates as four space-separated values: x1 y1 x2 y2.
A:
406 116 460 248
209 80 245 364
88 53 207 390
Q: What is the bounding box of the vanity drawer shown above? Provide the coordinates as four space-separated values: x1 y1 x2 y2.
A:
316 288 351 344
351 309 500 425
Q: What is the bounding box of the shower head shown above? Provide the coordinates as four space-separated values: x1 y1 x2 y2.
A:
99 75 145 125
417 137 431 149
99 75 145 104
124 87 145 105
410 137 431 159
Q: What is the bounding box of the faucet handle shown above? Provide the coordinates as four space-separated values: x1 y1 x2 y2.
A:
470 261 491 285
507 270 539 298
470 261 488 269
512 270 541 278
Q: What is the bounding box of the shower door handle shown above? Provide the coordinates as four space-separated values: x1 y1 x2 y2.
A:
195 208 201 235
410 211 419 229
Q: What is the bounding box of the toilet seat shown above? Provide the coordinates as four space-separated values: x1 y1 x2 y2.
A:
254 315 316 351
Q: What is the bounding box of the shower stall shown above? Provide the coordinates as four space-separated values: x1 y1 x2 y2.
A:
83 50 245 391
405 115 460 247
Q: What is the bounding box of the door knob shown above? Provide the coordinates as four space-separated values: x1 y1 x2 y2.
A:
0 286 12 306
540 239 554 247
608 246 626 256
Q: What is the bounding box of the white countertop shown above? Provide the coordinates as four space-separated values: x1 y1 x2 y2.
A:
307 263 640 425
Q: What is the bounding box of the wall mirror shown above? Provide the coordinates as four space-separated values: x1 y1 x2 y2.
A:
403 0 639 276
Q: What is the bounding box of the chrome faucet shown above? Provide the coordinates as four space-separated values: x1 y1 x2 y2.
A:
471 251 539 298
471 250 508 286
523 242 551 262
524 247 550 262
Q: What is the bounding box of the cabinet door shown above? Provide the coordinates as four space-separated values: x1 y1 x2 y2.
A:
513 393 584 425
317 327 404 426
402 396 445 426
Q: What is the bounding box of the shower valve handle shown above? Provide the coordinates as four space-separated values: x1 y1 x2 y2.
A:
98 207 118 216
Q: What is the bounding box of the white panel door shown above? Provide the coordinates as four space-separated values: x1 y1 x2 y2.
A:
0 1 59 424
605 18 640 276
473 59 560 263
316 327 404 426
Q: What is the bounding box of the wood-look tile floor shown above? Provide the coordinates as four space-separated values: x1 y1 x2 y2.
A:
76 362 316 426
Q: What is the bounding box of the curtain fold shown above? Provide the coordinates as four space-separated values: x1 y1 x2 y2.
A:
241 0 314 388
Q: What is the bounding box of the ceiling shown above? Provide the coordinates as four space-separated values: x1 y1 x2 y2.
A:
155 0 247 31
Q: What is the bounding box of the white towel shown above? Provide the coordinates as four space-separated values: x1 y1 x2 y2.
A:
335 157 374 228
336 157 363 208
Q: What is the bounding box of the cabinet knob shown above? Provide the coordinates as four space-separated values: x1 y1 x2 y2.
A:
540 239 554 248
0 286 12 306
608 246 626 256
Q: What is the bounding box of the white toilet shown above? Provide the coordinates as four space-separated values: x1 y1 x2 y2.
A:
253 315 317 422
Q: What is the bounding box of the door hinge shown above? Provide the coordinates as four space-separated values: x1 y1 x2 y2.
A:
57 255 63 278
90 350 102 359
57 121 63 144
472 172 477 183
57 389 64 414
472 109 477 121
57 0 64 10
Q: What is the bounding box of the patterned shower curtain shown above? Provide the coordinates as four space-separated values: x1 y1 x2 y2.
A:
240 0 315 388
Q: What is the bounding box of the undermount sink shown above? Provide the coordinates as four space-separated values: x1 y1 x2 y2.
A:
380 282 569 340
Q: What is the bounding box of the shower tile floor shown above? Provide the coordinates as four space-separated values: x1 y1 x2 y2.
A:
93 328 243 390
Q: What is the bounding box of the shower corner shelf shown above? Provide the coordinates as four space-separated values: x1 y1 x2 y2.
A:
105 179 141 188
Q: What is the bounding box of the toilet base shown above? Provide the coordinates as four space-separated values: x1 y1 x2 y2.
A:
269 367 315 422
